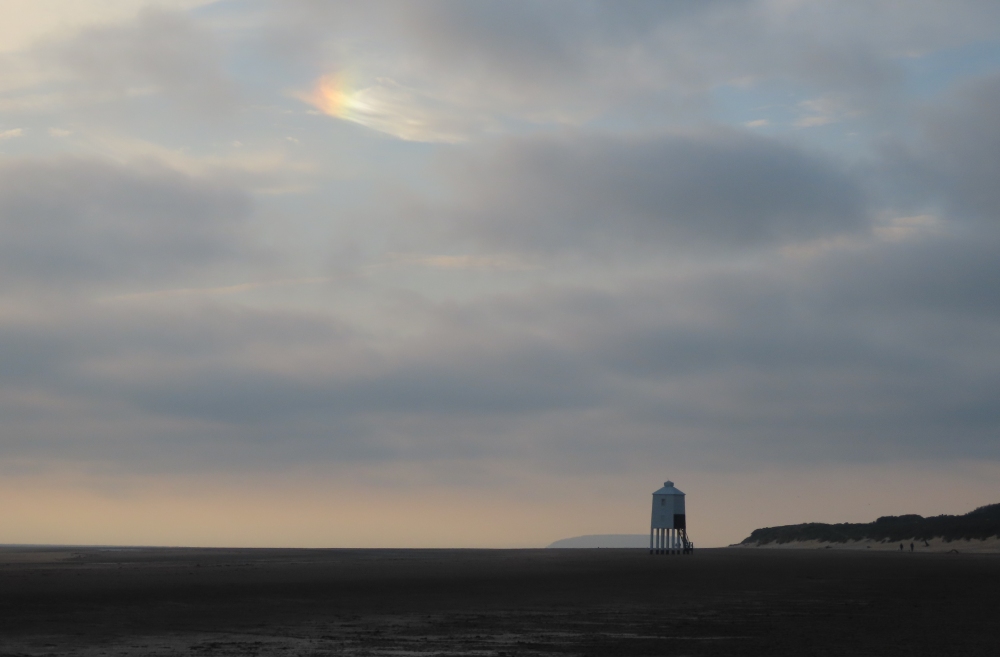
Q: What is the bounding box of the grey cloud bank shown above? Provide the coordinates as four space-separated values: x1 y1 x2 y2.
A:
53 7 238 115
911 73 1000 222
432 130 868 250
0 157 249 285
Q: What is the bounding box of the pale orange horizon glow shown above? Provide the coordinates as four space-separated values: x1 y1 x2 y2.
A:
2 460 998 549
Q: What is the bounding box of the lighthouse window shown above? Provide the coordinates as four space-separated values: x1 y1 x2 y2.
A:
660 499 666 506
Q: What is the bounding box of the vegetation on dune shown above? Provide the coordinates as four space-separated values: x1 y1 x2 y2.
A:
741 503 1000 545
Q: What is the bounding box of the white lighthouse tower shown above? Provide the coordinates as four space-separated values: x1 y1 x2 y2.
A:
650 481 691 555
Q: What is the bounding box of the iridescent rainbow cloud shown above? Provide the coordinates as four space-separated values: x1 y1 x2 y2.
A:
306 72 356 119
299 73 467 143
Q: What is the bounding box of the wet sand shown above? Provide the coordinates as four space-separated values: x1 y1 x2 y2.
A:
0 545 997 656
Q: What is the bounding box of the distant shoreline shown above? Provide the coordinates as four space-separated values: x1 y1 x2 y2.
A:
735 536 1000 553
739 503 1000 552
546 534 649 549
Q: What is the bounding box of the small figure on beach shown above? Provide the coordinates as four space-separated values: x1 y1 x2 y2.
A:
910 542 914 552
899 543 904 551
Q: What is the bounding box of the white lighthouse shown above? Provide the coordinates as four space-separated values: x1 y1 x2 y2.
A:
650 481 691 555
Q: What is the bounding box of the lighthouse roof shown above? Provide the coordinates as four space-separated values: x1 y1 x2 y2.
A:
653 481 684 496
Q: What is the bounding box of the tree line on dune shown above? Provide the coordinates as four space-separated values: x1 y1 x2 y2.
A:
741 503 1000 545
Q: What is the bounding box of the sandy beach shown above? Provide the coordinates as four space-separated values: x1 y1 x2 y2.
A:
1 545 998 656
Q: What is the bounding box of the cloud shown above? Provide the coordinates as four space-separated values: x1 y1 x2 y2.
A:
793 96 862 128
426 129 869 251
0 294 606 466
0 156 251 287
911 73 1000 222
265 0 1000 138
384 253 536 271
298 75 495 143
793 116 836 128
0 6 239 129
103 277 331 303
0 0 216 54
0 128 22 140
872 214 941 243
47 7 238 116
1 77 998 469
268 1 759 137
3 220 1000 470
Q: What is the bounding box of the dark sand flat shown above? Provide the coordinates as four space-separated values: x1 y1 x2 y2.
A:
0 546 997 656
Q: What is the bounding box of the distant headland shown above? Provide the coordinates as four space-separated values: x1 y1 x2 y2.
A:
739 503 1000 552
547 534 649 549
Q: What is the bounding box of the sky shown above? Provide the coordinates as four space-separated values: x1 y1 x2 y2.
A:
1 0 1000 548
